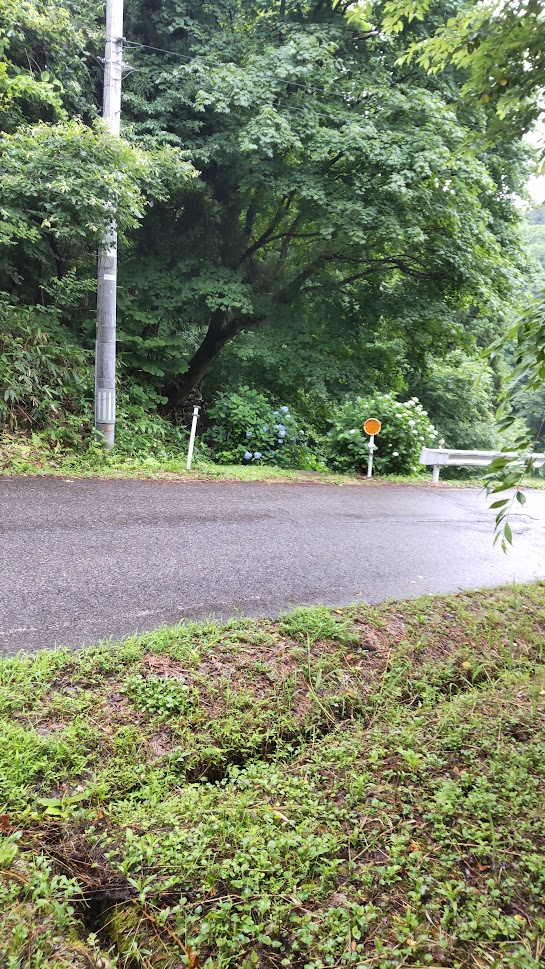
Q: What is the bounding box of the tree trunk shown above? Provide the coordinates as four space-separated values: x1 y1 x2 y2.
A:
164 310 247 414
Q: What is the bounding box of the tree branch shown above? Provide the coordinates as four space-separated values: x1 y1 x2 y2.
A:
271 211 306 279
164 310 250 413
337 256 429 286
242 198 258 240
239 190 296 263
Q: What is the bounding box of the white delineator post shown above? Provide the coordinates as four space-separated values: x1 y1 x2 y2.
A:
186 406 200 470
94 0 124 449
367 435 375 478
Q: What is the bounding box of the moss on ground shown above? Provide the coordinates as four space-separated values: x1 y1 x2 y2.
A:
1 584 545 967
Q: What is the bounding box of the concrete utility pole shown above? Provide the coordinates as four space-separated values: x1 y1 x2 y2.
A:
94 0 124 449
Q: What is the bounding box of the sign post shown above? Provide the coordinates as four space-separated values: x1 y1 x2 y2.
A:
363 418 381 478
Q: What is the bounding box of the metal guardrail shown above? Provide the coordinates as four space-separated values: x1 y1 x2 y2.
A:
419 446 545 483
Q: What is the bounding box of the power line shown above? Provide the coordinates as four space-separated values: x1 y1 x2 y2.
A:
119 36 489 134
122 38 353 98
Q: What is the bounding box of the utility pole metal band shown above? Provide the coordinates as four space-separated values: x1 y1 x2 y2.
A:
95 390 116 424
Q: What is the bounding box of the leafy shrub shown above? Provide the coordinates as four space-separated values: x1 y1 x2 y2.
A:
0 303 90 430
327 392 437 474
203 386 311 468
113 393 190 461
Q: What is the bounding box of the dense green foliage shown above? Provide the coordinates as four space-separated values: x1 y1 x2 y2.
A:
0 0 541 474
372 0 545 141
525 211 545 275
0 303 89 429
327 393 436 474
348 0 545 532
203 387 312 468
416 350 504 452
118 0 525 410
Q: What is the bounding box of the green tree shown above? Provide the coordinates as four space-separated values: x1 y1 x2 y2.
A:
0 0 97 130
0 1 194 336
523 209 545 275
0 0 533 460
415 350 502 450
343 0 545 540
345 0 545 141
118 0 527 410
0 119 193 310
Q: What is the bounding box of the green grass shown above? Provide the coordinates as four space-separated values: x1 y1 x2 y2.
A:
0 431 398 485
1 584 545 967
3 436 545 490
3 428 545 488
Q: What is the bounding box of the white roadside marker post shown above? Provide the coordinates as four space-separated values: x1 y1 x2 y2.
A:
186 406 200 471
363 418 382 478
367 434 375 478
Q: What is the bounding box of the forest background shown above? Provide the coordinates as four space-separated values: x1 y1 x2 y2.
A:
1 0 544 477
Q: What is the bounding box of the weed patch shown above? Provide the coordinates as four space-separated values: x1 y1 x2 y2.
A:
1 584 545 967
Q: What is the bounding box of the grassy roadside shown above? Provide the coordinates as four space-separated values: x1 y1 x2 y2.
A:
3 429 545 488
2 435 545 489
1 584 545 968
2 452 545 491
0 431 410 484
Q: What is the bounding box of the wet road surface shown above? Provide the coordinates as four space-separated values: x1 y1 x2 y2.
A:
1 477 544 655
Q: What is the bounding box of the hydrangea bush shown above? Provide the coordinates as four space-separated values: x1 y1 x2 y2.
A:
327 392 437 474
204 387 308 467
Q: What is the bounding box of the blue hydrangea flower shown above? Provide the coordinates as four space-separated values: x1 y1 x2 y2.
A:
253 451 262 459
280 406 289 413
273 411 279 416
268 450 276 457
243 451 252 460
246 431 253 438
262 425 269 432
276 423 286 432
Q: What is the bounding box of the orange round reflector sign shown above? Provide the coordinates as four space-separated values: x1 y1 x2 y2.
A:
363 418 381 435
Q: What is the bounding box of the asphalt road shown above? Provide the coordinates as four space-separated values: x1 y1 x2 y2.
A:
1 477 544 656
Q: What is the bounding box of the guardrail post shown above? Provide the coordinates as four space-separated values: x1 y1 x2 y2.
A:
431 440 445 484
